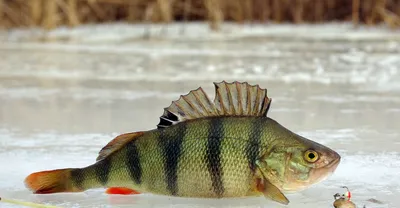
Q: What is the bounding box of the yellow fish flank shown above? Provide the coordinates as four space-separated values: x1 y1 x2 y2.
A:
25 81 341 205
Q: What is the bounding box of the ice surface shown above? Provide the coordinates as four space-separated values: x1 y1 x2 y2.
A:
0 23 399 208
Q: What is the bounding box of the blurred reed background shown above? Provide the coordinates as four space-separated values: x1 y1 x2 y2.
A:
0 0 399 30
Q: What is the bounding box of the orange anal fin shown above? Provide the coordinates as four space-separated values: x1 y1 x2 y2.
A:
106 187 140 195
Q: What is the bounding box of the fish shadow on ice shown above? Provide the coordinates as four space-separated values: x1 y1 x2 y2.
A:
101 194 299 208
27 192 289 208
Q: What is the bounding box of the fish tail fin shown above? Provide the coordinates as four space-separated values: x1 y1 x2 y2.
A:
24 168 83 194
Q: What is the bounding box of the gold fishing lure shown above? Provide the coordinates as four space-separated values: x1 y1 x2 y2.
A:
25 81 341 205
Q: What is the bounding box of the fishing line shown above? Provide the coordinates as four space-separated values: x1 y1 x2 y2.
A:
0 196 62 208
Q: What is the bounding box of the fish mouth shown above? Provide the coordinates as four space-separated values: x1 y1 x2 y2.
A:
310 156 341 184
326 157 341 170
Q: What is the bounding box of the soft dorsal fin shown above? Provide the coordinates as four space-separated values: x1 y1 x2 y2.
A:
96 132 144 161
157 81 271 129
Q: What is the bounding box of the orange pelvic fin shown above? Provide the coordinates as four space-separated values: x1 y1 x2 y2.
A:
24 168 81 194
106 187 140 195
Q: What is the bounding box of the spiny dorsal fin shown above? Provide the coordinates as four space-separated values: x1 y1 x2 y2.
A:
96 132 144 161
157 87 219 128
214 81 271 116
157 81 272 129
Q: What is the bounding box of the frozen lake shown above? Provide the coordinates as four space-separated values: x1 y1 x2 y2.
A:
0 23 399 208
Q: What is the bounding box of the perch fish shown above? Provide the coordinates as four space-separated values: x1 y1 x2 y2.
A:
25 81 341 205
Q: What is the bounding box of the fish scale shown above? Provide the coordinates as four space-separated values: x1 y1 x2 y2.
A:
24 81 341 205
126 141 141 184
206 118 224 197
158 121 186 196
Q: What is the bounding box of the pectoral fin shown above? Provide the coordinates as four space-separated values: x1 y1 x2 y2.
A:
256 174 289 205
255 158 289 205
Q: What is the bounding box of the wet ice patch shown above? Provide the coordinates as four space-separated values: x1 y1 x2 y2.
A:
0 88 61 100
1 23 400 91
0 87 179 103
298 129 360 145
298 128 400 153
0 131 107 150
329 151 400 187
2 23 400 42
308 94 400 103
0 129 114 183
323 151 400 207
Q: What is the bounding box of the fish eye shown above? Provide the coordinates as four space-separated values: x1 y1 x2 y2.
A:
304 150 319 163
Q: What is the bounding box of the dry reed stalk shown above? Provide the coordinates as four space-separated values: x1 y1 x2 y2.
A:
379 9 400 28
396 1 400 17
182 0 191 21
81 0 129 4
398 1 400 16
76 3 89 22
293 0 304 23
15 0 35 26
87 1 107 20
232 0 249 23
105 5 117 20
376 0 400 28
272 0 282 22
127 0 139 22
236 0 244 22
143 1 155 38
30 0 42 25
324 0 336 20
371 0 386 24
2 1 22 26
229 0 244 22
243 0 253 23
0 0 3 26
180 0 191 33
376 0 386 22
352 0 360 26
194 0 208 16
315 0 324 22
43 0 59 29
143 1 155 22
204 0 223 30
0 0 400 29
157 0 173 23
260 0 271 22
82 3 98 22
66 0 79 26
365 0 376 25
327 0 335 9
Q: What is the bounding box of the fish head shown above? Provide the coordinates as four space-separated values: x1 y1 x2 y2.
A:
279 138 341 192
259 121 341 193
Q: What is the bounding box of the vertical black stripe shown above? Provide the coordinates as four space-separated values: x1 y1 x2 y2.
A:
95 157 112 185
70 168 85 189
206 118 224 197
126 141 142 184
247 118 262 173
159 122 186 195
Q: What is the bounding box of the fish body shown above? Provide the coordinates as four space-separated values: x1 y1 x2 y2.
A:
25 81 341 205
